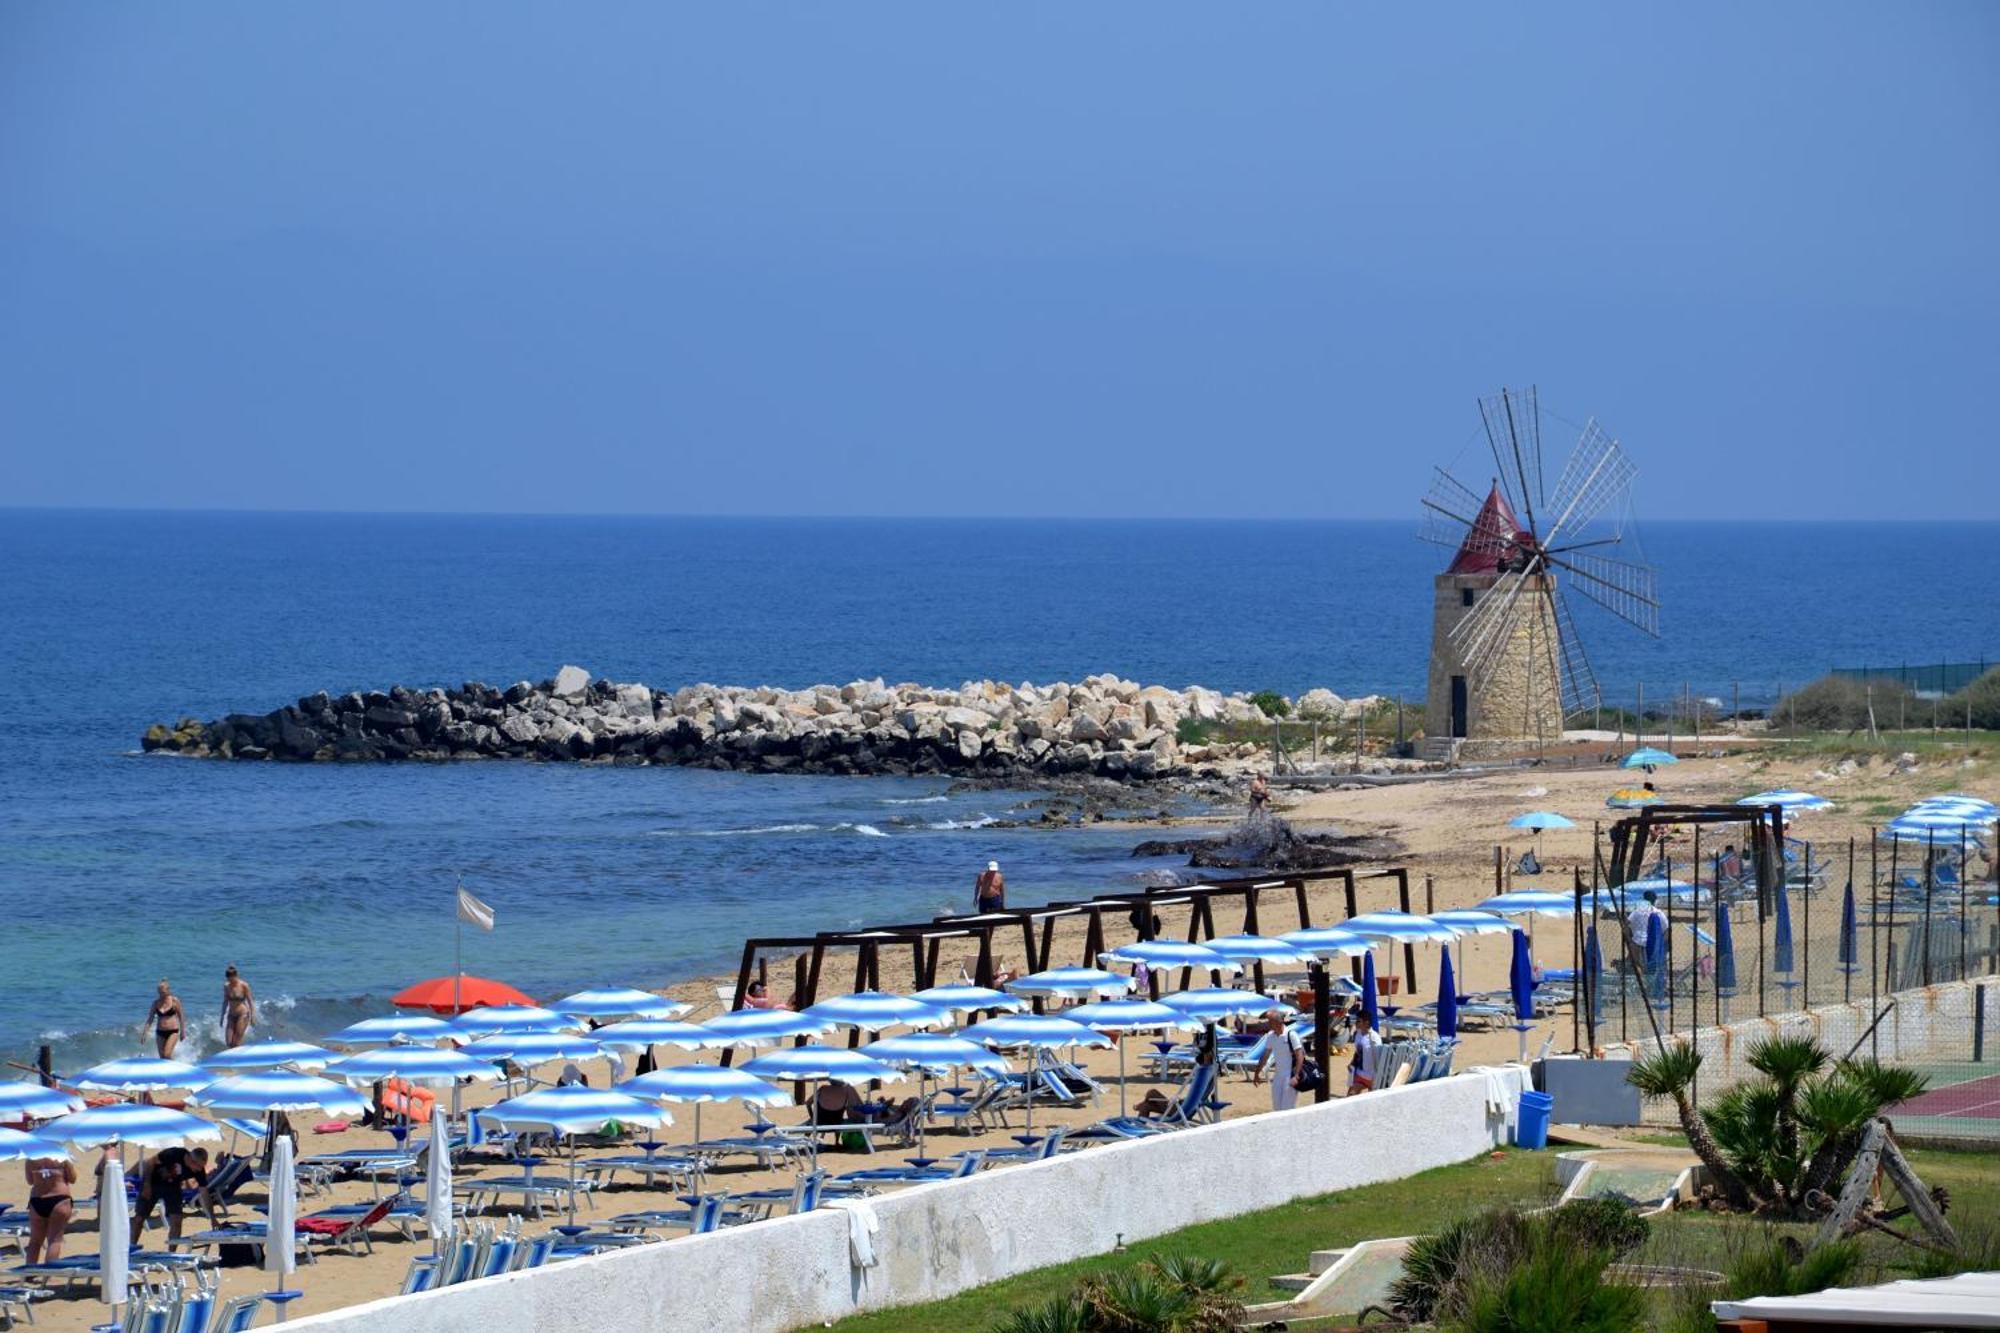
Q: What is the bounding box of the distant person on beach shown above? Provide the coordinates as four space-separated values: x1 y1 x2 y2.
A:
131 1146 218 1245
221 965 255 1047
143 979 185 1058
1718 844 1744 883
1248 772 1271 817
744 981 779 1010
1348 1012 1380 1094
23 1151 76 1263
1261 1011 1302 1111
1625 890 1666 972
975 861 1006 913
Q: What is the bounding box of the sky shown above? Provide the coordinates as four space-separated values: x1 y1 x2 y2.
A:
3 3 1996 519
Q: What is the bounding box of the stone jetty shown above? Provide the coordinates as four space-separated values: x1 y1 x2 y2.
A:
142 666 1384 780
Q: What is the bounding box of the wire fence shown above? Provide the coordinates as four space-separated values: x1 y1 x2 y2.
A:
1832 660 1994 697
1564 677 1994 739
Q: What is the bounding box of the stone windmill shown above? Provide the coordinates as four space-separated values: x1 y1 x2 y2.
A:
1419 387 1659 749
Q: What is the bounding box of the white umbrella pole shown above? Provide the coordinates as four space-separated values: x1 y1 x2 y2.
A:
693 1103 704 1195
1116 1039 1127 1119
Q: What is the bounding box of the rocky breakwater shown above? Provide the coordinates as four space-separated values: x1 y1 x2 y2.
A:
141 666 1358 780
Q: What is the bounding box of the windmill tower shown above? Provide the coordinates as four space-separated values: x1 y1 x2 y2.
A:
1420 387 1659 749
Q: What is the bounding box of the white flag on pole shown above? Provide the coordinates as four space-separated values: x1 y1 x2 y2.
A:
456 886 496 932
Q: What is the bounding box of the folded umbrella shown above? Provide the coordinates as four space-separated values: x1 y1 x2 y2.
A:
1435 950 1459 1040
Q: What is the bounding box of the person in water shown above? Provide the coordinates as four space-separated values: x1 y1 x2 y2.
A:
975 861 1006 913
143 978 185 1058
222 965 255 1048
23 1151 76 1263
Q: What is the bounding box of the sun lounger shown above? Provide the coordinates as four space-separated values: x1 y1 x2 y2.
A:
836 1150 985 1189
727 1170 858 1220
1076 1061 1225 1141
298 1195 397 1257
0 1283 48 1325
607 1193 739 1237
457 1171 596 1220
578 1145 699 1189
686 1133 808 1170
976 1127 1070 1167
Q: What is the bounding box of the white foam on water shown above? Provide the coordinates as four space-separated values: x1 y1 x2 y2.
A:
880 795 949 805
928 815 998 830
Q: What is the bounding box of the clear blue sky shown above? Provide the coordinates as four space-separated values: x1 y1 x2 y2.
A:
4 3 1995 518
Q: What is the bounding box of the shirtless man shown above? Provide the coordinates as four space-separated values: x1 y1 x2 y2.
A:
221 965 255 1048
974 861 1005 913
1248 772 1271 817
24 1151 76 1263
131 1146 218 1245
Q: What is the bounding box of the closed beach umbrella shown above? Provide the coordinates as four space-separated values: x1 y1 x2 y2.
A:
1737 790 1833 814
614 1065 789 1190
391 975 534 1015
266 1132 299 1314
1645 927 1668 1008
910 984 1025 1014
1004 967 1134 998
100 1154 130 1323
1509 811 1577 830
1435 950 1459 1040
1476 891 1577 917
1201 934 1315 966
0 1081 83 1121
1621 747 1677 769
323 1016 458 1047
1608 787 1663 809
1064 1000 1200 1118
1277 926 1374 958
192 1073 367 1119
1773 883 1796 983
200 1042 335 1074
589 1018 720 1052
956 1016 1108 1142
700 1008 829 1047
320 1046 503 1086
73 1057 209 1094
1159 988 1285 1023
483 1087 668 1224
424 1104 451 1258
448 1005 578 1037
1838 883 1859 973
801 991 954 1032
1714 901 1738 998
1361 952 1379 1030
1584 925 1604 1028
550 988 688 1021
1508 930 1535 1062
1100 941 1242 976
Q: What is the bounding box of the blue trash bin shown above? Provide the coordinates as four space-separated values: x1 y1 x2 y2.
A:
1515 1090 1553 1149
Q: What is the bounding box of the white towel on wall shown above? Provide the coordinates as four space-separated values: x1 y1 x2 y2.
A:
824 1198 881 1268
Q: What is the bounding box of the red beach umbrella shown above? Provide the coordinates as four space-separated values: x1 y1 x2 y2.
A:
392 975 534 1015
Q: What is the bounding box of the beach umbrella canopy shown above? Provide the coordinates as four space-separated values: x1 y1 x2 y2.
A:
424 1104 452 1259
1360 952 1379 1029
1737 790 1833 814
0 1127 68 1162
200 1041 335 1073
100 1155 130 1319
1278 926 1375 958
958 1014 1113 1050
321 1047 503 1085
1159 988 1289 1022
737 1046 908 1086
1341 911 1458 943
1773 883 1796 978
265 1132 298 1303
192 1072 368 1118
392 975 535 1015
38 1103 220 1149
589 1018 721 1052
0 1081 83 1121
1509 811 1577 830
1879 811 1991 841
1621 748 1677 769
1475 891 1577 917
801 991 955 1032
700 1008 830 1046
483 1085 669 1136
1065 1000 1199 1119
1714 901 1738 996
456 1032 602 1068
1427 910 1516 936
324 1016 459 1047
1608 787 1664 809
1912 793 1997 815
1004 967 1134 998
910 984 1025 1014
1838 883 1859 971
1200 934 1316 965
858 1034 1009 1076
549 988 689 1021
616 1066 791 1105
1100 941 1242 974
1436 950 1459 1040
72 1057 210 1094
449 1005 579 1037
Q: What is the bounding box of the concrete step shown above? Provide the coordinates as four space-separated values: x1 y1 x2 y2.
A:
1269 1272 1316 1294
1308 1248 1350 1276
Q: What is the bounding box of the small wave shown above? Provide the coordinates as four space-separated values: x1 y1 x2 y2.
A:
845 823 889 838
649 823 823 838
880 795 949 806
928 815 998 830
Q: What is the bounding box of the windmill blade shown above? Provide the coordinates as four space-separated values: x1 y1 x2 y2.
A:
1541 418 1636 550
1548 549 1660 636
1549 583 1599 719
1478 387 1542 537
1419 466 1489 549
1449 565 1533 687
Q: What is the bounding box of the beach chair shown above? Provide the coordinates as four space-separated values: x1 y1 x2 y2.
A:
976 1127 1069 1167
1078 1062 1223 1141
0 1283 48 1325
472 1231 520 1280
399 1254 439 1295
209 1295 264 1333
437 1229 484 1287
928 1076 1006 1136
608 1193 736 1237
729 1170 836 1222
836 1150 985 1190
518 1233 556 1270
298 1194 396 1257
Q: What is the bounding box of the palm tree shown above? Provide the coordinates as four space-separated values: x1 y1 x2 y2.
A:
1626 1042 1762 1211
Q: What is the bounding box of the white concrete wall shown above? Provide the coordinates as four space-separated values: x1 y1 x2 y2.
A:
1605 975 1994 1122
285 1071 1503 1333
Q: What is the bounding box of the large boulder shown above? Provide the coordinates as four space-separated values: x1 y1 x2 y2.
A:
1296 688 1344 720
552 665 591 698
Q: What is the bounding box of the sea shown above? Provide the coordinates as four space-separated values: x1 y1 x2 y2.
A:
2 511 1995 1073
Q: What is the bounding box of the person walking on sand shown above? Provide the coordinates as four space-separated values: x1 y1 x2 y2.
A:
1261 1011 1303 1111
1248 772 1271 819
1348 1011 1381 1094
143 979 185 1059
975 861 1006 913
23 1151 75 1264
221 965 255 1048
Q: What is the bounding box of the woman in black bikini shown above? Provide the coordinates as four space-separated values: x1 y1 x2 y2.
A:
144 978 185 1058
24 1152 76 1263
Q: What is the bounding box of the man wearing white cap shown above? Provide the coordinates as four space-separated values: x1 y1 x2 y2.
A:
975 861 1006 913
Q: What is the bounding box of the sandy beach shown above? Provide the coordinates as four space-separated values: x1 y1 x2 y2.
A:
7 742 1993 1330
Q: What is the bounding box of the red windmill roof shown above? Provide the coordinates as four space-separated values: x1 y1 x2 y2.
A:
1448 485 1529 574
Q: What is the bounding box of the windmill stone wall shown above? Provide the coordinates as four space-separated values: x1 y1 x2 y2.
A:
1425 572 1565 749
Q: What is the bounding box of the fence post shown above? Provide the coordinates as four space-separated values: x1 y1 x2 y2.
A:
1976 982 1987 1065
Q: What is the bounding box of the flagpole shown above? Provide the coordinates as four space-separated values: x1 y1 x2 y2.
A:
454 876 464 1016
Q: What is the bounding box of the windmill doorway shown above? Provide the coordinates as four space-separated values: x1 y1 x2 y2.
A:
1449 676 1468 737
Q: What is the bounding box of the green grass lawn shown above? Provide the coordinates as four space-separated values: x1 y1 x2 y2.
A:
826 1140 2000 1333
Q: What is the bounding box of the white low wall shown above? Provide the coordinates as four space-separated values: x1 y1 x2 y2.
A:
287 1072 1504 1333
1605 975 1993 1120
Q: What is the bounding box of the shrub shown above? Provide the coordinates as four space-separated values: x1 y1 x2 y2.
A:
1388 1201 1644 1326
1247 690 1290 718
1444 1244 1649 1333
1542 1196 1650 1260
1725 1238 1862 1300
1773 675 1917 732
992 1295 1092 1333
1947 666 2000 730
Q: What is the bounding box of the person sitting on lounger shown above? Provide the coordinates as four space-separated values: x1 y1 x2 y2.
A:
744 981 779 1010
814 1082 864 1125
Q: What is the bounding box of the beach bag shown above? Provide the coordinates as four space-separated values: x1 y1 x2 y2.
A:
1294 1058 1322 1094
839 1131 867 1152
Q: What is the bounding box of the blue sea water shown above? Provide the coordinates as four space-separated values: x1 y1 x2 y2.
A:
2 511 1995 1070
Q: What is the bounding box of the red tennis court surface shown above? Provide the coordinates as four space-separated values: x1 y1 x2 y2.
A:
1894 1072 2000 1120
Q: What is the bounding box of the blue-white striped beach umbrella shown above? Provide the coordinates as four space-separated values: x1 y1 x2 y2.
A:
801 991 955 1032
1100 941 1242 975
482 1086 669 1224
1623 874 1702 900
700 1008 830 1047
910 984 1025 1014
1158 988 1287 1022
549 988 689 1021
958 1014 1112 1049
1476 891 1578 917
456 1031 602 1068
1737 789 1833 813
321 1046 503 1085
191 1072 368 1118
37 1103 220 1149
1341 912 1459 943
738 1046 907 1085
613 1065 789 1190
1880 811 1992 842
1065 1000 1199 1118
1910 794 1997 817
1004 967 1134 998
72 1057 210 1094
1200 935 1316 966
1426 910 1516 935
323 1016 459 1047
858 1034 1009 1076
589 1018 721 1051
1278 926 1374 958
449 1005 579 1037
0 1127 68 1162
200 1041 335 1073
0 1081 83 1121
